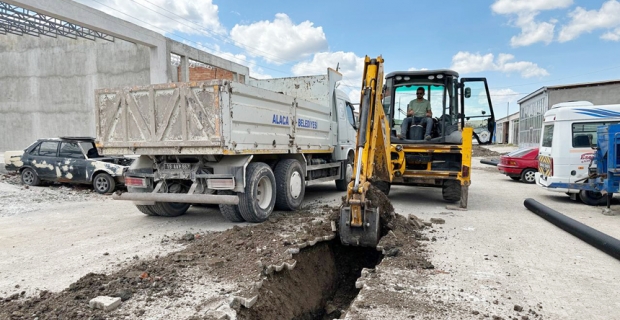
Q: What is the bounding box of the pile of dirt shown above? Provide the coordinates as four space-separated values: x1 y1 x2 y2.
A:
0 192 438 320
472 145 502 157
0 207 338 319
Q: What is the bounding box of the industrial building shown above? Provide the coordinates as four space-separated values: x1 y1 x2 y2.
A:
517 80 620 147
0 0 249 151
494 111 519 145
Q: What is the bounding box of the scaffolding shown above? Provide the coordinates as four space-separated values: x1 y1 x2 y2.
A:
0 1 114 42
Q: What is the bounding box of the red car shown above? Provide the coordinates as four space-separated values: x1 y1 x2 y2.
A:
497 147 539 183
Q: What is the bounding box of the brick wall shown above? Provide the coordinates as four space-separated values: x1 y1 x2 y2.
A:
177 64 240 82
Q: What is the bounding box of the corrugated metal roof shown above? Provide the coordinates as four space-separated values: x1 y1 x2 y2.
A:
518 79 620 104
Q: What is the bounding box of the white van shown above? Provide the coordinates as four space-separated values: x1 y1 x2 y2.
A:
535 101 620 205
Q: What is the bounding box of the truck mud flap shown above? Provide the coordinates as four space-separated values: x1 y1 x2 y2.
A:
339 206 380 248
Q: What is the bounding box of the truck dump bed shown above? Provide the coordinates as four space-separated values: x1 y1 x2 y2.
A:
95 70 342 155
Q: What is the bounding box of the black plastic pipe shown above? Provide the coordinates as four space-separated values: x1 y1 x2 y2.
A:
480 159 498 166
524 198 620 261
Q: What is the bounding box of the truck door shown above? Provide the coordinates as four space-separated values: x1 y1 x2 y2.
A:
460 78 495 145
336 98 357 146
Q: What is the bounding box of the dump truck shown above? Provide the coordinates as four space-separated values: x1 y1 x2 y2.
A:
340 56 496 247
95 69 358 222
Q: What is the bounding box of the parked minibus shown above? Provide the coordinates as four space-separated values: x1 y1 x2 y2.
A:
535 101 620 205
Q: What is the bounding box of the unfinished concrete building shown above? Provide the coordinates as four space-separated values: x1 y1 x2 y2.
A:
0 0 249 151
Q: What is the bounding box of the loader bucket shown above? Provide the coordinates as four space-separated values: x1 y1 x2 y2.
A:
339 205 380 247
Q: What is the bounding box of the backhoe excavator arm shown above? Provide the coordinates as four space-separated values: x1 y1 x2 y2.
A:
339 56 392 247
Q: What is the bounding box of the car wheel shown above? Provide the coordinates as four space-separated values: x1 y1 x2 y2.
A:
579 190 607 206
93 172 116 194
21 168 41 186
520 169 536 184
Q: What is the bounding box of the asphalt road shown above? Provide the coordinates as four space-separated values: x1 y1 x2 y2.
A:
1 154 619 319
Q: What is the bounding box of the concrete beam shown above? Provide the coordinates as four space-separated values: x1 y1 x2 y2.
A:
5 0 170 84
169 40 249 78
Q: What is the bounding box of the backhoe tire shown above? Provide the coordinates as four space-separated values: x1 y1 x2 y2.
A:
238 162 276 223
136 205 159 216
274 159 305 211
372 181 391 196
579 190 606 206
218 190 245 222
335 157 353 191
442 180 461 202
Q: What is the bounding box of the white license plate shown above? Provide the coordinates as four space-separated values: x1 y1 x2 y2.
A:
163 163 191 170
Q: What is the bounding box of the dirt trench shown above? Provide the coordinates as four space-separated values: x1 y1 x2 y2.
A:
237 241 383 320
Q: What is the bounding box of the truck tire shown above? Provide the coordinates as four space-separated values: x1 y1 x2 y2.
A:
579 190 606 206
238 162 276 222
520 169 536 184
151 202 191 217
21 167 41 186
274 159 305 211
372 181 391 196
136 205 159 216
335 157 353 191
218 190 245 222
442 180 461 202
93 172 116 194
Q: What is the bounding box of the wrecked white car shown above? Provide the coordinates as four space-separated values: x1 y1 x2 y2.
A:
4 137 134 194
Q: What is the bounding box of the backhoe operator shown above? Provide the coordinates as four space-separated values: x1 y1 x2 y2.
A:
400 87 433 140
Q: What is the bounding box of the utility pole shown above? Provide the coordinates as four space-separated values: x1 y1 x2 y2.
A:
506 102 509 118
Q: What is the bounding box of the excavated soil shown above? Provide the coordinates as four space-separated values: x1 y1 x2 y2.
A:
471 145 502 157
0 185 442 320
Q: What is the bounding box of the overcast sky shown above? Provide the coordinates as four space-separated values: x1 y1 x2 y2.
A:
75 0 620 118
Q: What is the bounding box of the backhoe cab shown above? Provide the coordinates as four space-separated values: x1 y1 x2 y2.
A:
339 57 495 248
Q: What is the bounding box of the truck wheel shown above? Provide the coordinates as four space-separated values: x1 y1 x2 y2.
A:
335 157 353 191
372 181 391 196
274 159 305 211
442 180 461 202
151 202 191 217
136 205 158 216
579 190 607 206
21 168 41 186
218 190 245 222
238 162 276 222
93 173 116 194
520 169 536 184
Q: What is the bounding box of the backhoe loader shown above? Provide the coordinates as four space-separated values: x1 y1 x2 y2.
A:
339 56 495 247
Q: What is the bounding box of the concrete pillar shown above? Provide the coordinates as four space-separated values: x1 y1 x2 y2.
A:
180 55 190 82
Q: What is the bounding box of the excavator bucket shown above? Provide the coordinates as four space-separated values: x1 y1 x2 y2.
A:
339 205 380 247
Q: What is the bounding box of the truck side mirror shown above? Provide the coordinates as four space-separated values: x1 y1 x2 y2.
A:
464 87 471 98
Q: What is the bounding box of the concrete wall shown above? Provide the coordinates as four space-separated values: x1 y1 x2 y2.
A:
0 34 151 151
548 83 620 107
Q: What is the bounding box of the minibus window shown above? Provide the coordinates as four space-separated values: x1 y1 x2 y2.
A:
542 124 553 147
572 121 620 147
